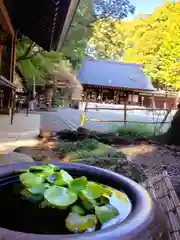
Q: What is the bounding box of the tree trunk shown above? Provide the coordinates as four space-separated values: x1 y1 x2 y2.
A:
157 109 180 145
44 80 56 108
44 86 53 108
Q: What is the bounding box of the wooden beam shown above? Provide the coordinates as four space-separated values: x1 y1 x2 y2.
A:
0 1 14 35
57 0 80 50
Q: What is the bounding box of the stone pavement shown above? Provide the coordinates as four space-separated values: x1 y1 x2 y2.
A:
0 113 40 154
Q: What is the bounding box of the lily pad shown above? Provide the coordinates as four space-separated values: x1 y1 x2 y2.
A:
95 204 119 224
30 164 59 172
20 172 45 188
80 182 104 200
71 205 85 215
103 187 113 198
79 193 95 211
66 212 97 233
28 183 49 195
55 170 73 186
95 196 109 206
47 175 57 184
69 177 88 193
44 186 77 207
21 188 44 202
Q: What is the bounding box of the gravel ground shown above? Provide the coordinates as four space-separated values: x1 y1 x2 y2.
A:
119 143 180 177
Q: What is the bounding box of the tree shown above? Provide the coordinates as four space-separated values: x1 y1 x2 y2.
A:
89 19 125 59
16 37 72 85
93 0 135 19
61 0 95 69
154 20 180 89
62 0 135 68
90 1 180 89
122 2 180 89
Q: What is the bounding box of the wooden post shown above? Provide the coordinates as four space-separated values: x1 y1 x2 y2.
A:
80 95 89 127
164 90 168 109
10 32 16 124
151 94 156 108
124 95 127 127
100 88 103 102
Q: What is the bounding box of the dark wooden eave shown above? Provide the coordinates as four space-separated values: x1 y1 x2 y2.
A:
4 0 80 51
82 84 155 92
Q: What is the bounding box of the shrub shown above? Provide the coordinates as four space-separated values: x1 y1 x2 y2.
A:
111 123 154 138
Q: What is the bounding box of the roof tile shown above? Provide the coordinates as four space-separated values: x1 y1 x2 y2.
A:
77 59 155 91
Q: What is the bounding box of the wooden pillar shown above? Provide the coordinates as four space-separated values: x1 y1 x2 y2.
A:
0 2 15 115
151 94 156 108
116 91 119 104
10 33 16 123
124 93 128 127
141 96 144 107
0 37 12 114
100 88 103 102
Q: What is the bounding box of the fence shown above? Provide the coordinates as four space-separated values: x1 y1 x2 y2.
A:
80 101 174 133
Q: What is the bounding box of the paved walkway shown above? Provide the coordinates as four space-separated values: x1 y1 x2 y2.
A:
0 113 40 154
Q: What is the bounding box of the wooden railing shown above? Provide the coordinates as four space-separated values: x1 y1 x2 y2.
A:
80 101 174 131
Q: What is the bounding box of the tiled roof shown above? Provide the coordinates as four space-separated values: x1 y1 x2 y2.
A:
77 59 155 91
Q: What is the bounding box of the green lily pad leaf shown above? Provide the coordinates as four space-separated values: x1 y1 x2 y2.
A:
47 175 57 184
95 204 119 224
39 199 67 210
95 196 109 206
55 170 73 186
71 205 85 215
103 187 113 198
20 172 45 188
66 212 97 233
28 183 49 195
44 186 77 207
69 177 88 193
36 171 54 181
79 192 96 211
30 164 59 172
13 168 29 174
81 182 104 200
39 199 51 208
21 188 43 202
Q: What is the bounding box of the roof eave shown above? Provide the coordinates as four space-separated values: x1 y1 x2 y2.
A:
82 83 155 91
57 0 80 50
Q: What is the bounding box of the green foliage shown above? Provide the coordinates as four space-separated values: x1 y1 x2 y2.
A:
44 186 77 207
89 19 125 59
18 164 131 233
112 124 154 138
62 0 94 69
95 204 119 224
57 139 124 160
122 2 180 88
62 0 135 68
61 139 99 155
20 172 45 188
69 177 88 194
16 37 73 85
80 182 104 199
66 212 97 233
93 0 135 19
90 1 180 88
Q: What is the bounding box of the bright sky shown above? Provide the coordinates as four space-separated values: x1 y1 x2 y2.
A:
128 0 173 18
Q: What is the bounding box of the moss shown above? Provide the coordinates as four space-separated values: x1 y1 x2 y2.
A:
55 139 126 160
111 123 155 139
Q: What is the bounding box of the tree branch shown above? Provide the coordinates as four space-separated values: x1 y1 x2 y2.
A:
17 49 44 62
17 42 36 62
